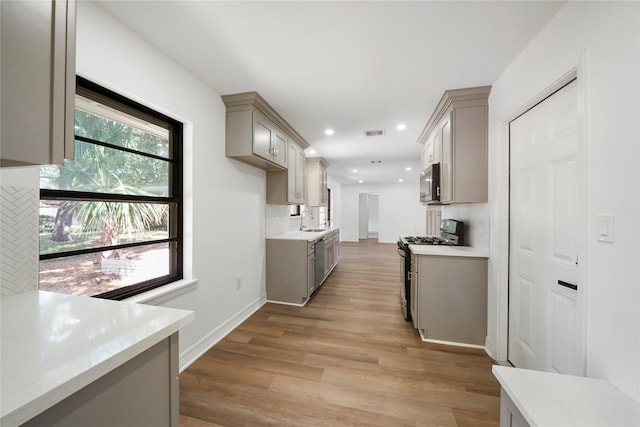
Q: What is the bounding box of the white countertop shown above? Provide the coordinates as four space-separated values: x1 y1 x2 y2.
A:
493 366 640 426
409 244 489 258
267 226 339 241
1 290 194 427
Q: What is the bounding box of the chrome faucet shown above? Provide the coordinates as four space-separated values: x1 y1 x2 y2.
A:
300 209 314 230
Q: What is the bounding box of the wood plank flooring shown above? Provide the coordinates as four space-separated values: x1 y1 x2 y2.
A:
180 239 500 427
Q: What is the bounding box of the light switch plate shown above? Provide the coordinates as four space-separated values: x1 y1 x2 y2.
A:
596 214 614 243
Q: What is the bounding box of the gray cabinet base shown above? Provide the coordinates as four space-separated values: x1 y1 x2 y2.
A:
23 334 179 427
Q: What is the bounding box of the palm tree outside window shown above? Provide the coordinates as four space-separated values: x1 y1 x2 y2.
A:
39 77 183 300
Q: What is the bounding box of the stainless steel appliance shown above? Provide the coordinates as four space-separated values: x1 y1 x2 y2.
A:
397 219 464 321
420 162 441 204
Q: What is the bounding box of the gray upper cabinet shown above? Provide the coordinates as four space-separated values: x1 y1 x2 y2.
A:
1 0 77 167
252 109 279 163
305 157 329 207
223 92 308 172
267 141 306 205
292 143 306 203
418 86 490 204
252 109 288 169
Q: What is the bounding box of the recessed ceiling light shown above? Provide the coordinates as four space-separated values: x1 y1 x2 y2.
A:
325 128 334 136
358 180 363 184
352 169 358 173
308 149 316 155
405 166 412 171
398 178 404 183
397 123 406 131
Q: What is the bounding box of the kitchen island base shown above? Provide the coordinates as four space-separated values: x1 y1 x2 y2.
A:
22 334 179 427
493 365 640 427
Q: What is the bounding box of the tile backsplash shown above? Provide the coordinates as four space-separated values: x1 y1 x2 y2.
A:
1 186 39 296
441 202 489 249
265 205 320 236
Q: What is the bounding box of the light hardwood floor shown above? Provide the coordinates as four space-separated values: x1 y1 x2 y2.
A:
180 239 500 427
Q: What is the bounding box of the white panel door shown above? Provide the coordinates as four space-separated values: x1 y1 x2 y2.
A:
509 80 581 374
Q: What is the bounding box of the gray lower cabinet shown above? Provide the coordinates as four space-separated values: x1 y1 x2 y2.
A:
410 254 418 327
1 0 76 167
413 255 487 346
323 230 339 277
500 392 530 427
22 334 180 427
267 239 315 305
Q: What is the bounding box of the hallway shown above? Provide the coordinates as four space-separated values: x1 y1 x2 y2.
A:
180 240 500 426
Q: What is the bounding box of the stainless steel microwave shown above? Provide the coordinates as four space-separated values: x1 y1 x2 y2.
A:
420 162 440 204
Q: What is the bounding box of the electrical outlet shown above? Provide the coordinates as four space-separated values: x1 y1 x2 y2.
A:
236 277 242 290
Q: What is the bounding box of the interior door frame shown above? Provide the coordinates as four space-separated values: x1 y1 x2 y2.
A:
357 192 380 240
358 193 368 239
500 56 588 375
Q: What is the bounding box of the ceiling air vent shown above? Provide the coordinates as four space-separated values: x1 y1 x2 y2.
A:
364 129 385 137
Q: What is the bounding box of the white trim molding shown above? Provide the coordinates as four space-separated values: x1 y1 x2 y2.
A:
178 294 267 373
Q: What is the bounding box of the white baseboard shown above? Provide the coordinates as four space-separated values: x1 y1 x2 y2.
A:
484 336 498 360
178 294 266 372
418 329 486 350
266 299 307 307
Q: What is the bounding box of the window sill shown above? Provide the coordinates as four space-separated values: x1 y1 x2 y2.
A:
125 278 198 305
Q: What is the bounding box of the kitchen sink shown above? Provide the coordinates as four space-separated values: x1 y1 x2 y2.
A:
302 228 326 232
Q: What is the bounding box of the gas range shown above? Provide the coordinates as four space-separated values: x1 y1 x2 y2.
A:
399 235 456 246
398 219 465 248
396 219 465 322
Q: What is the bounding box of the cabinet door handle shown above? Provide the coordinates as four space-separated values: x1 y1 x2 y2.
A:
437 187 441 197
558 280 578 290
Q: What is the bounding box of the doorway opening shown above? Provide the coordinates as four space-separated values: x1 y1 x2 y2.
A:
358 193 379 241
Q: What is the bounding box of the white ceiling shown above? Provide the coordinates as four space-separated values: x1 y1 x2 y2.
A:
96 1 565 185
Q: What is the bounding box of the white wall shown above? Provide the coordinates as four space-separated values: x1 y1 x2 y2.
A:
76 3 268 369
487 1 640 400
327 174 342 231
342 182 425 243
